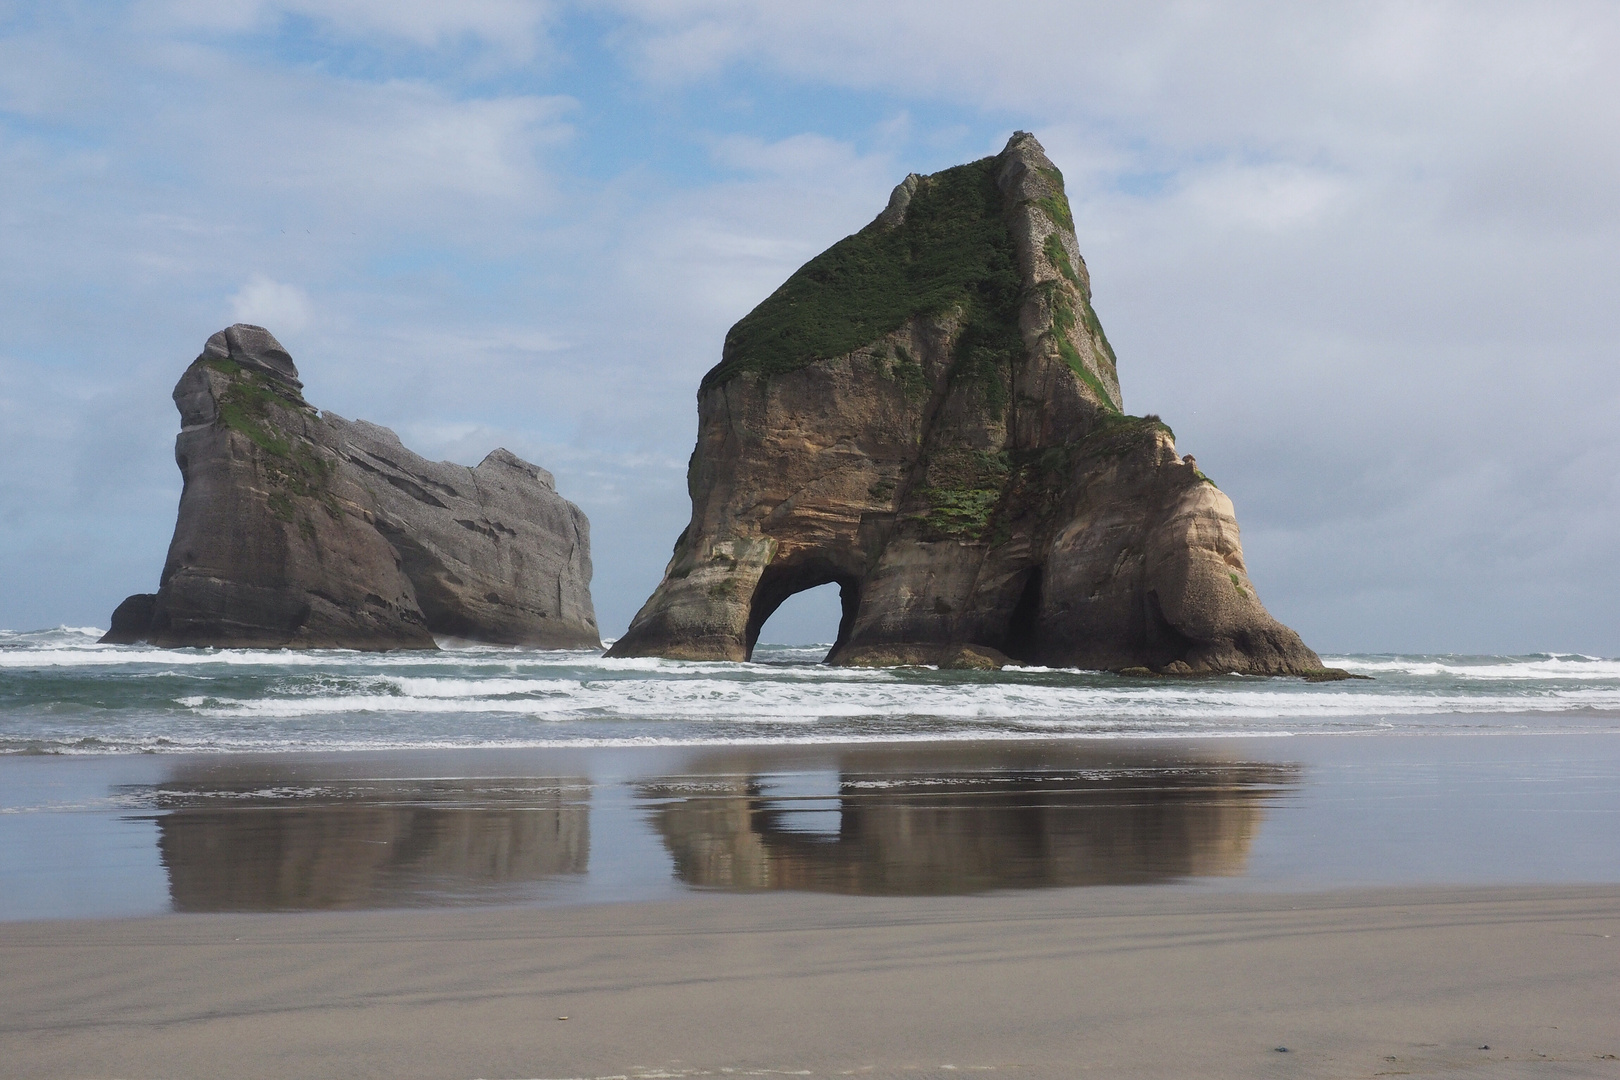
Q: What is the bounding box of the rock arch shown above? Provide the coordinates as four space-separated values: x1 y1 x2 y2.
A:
609 134 1328 676
745 560 861 659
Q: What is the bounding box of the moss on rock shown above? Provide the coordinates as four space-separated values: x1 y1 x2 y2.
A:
703 157 1023 391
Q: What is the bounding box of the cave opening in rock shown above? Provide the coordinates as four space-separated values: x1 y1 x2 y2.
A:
1002 565 1044 664
745 560 861 663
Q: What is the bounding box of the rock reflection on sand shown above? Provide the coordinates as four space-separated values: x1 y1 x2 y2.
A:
641 747 1299 894
138 776 589 912
125 746 1300 912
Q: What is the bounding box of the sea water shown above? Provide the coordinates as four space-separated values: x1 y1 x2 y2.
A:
5 627 1620 918
2 626 1618 754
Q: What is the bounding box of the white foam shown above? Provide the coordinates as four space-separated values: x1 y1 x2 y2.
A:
7 632 1620 755
1 727 1351 756
1327 654 1620 680
173 674 1620 723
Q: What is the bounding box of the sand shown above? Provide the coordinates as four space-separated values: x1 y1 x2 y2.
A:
3 885 1619 1079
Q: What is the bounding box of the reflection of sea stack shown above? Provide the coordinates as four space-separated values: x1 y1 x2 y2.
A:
610 132 1331 675
645 748 1298 895
156 782 590 911
102 325 598 650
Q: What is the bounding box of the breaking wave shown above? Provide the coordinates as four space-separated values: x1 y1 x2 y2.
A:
3 628 1618 753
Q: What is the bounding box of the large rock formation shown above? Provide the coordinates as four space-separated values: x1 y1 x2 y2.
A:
102 324 598 650
609 132 1327 675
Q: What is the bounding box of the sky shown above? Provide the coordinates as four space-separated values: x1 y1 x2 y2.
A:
1 0 1617 654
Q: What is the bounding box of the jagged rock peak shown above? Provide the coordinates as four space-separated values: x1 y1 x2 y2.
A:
701 130 1121 415
199 323 302 389
479 447 555 488
875 173 920 229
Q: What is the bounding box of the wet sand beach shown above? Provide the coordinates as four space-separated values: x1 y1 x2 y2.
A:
4 884 1619 1079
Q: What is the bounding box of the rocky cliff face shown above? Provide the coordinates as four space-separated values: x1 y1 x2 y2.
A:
608 132 1327 675
102 324 598 650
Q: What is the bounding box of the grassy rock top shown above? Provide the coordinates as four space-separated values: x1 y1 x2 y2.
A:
702 155 1025 392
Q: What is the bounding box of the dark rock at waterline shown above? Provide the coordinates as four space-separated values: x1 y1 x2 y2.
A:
608 132 1328 677
101 325 598 650
101 592 158 644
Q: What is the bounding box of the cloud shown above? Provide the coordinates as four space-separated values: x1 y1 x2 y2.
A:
142 59 576 217
145 0 556 57
590 0 1620 650
229 275 312 333
3 0 1619 652
1174 163 1354 233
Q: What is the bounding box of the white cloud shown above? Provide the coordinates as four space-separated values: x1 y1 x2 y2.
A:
5 0 1620 649
229 275 312 334
1174 162 1354 233
710 132 886 185
141 54 576 214
145 0 556 57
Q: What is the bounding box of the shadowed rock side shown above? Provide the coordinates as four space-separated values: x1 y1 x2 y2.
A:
101 324 598 650
609 132 1326 675
325 417 597 647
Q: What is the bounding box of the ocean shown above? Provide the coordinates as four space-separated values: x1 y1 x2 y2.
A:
5 627 1620 919
1 626 1618 755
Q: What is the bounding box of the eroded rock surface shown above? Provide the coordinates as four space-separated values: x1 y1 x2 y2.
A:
102 325 598 650
608 132 1325 675
326 417 597 646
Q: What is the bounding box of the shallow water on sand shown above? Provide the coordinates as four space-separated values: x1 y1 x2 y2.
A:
4 735 1620 920
3 628 1619 754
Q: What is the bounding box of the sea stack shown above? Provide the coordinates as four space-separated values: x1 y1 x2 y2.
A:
102 324 599 650
609 132 1328 675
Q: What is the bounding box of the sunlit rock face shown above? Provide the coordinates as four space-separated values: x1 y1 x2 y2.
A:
608 133 1325 675
101 325 598 650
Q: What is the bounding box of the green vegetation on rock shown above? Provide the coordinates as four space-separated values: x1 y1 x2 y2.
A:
265 444 341 522
867 477 897 502
204 359 341 525
703 156 1023 391
907 413 1173 545
1038 237 1120 411
1028 193 1074 233
1080 298 1119 380
910 447 1012 540
1057 338 1118 410
874 344 928 402
206 359 308 458
1075 412 1174 459
1042 234 1083 288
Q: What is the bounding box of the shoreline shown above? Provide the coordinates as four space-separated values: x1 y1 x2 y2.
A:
4 883 1619 1079
10 720 1620 757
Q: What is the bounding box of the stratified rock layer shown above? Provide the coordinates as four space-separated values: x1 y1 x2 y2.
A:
609 132 1324 675
102 324 598 650
326 417 597 646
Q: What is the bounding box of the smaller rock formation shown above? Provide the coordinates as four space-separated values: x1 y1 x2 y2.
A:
324 418 597 646
102 324 598 650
